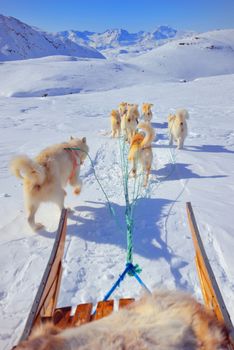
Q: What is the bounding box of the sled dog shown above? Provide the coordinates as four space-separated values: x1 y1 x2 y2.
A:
118 101 128 117
121 104 139 142
10 137 88 231
128 122 155 186
142 102 153 122
17 289 229 350
110 109 121 138
168 108 189 149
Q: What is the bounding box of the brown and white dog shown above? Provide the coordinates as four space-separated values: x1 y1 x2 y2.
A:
10 137 89 231
121 104 139 142
128 122 155 186
118 101 128 117
168 109 189 149
110 109 121 137
16 289 229 350
142 103 154 122
129 103 140 123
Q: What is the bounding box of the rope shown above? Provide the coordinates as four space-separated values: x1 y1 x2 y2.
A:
118 136 144 267
102 263 150 302
66 138 151 299
64 147 124 233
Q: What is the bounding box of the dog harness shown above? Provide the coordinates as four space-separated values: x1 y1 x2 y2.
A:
66 149 81 180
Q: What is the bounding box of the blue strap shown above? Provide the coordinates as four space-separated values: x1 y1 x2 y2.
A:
102 263 151 302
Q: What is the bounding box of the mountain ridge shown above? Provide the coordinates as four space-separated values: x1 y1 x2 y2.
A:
58 25 179 50
0 14 105 61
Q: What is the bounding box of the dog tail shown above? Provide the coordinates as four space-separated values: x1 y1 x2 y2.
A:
137 122 155 148
176 109 189 119
168 114 175 123
10 155 46 185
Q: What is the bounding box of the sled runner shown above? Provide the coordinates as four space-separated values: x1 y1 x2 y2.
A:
14 205 234 349
15 209 135 348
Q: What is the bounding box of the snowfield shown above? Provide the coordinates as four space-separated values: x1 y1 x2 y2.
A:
0 28 234 350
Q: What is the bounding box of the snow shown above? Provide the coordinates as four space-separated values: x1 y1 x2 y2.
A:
0 26 234 350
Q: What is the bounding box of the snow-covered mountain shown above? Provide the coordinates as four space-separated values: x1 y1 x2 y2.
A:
1 29 233 99
59 26 179 51
0 14 105 61
130 29 234 80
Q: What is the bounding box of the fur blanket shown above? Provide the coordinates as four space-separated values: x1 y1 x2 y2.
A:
17 290 229 350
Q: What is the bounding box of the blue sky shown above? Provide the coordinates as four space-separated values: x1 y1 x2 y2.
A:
0 0 234 33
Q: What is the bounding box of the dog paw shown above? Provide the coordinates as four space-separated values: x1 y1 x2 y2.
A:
67 207 75 214
74 187 81 195
34 223 45 231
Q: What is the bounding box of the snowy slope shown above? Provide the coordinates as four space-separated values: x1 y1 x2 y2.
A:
0 14 105 61
0 55 143 97
0 28 234 350
0 29 234 100
130 29 234 80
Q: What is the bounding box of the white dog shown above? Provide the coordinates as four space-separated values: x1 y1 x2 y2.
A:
10 137 89 231
168 109 189 149
118 101 128 117
142 103 154 122
16 289 229 350
121 104 138 142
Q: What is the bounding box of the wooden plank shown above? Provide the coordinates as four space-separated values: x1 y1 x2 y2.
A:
71 303 93 326
186 202 234 346
19 209 68 342
119 298 135 309
53 307 72 329
94 300 114 320
41 261 63 317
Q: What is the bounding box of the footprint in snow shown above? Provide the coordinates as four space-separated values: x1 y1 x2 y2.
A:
0 193 11 198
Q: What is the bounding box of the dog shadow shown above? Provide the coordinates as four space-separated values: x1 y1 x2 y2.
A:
154 133 168 142
152 122 167 129
186 144 234 154
67 197 189 290
38 229 58 239
154 162 227 181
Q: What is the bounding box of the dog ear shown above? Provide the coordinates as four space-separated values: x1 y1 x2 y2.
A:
82 137 86 143
70 136 74 140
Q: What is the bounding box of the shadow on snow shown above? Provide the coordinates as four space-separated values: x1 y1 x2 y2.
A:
154 162 227 181
65 197 189 290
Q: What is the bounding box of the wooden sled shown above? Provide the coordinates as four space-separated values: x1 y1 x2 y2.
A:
14 209 135 348
14 205 234 348
186 202 234 349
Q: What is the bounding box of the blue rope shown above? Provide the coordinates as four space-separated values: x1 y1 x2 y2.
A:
102 264 130 301
65 144 151 300
102 263 151 302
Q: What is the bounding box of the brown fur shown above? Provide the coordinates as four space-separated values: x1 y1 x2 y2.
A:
110 109 121 138
142 103 154 122
168 108 189 149
10 137 89 231
16 290 229 350
128 122 155 186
